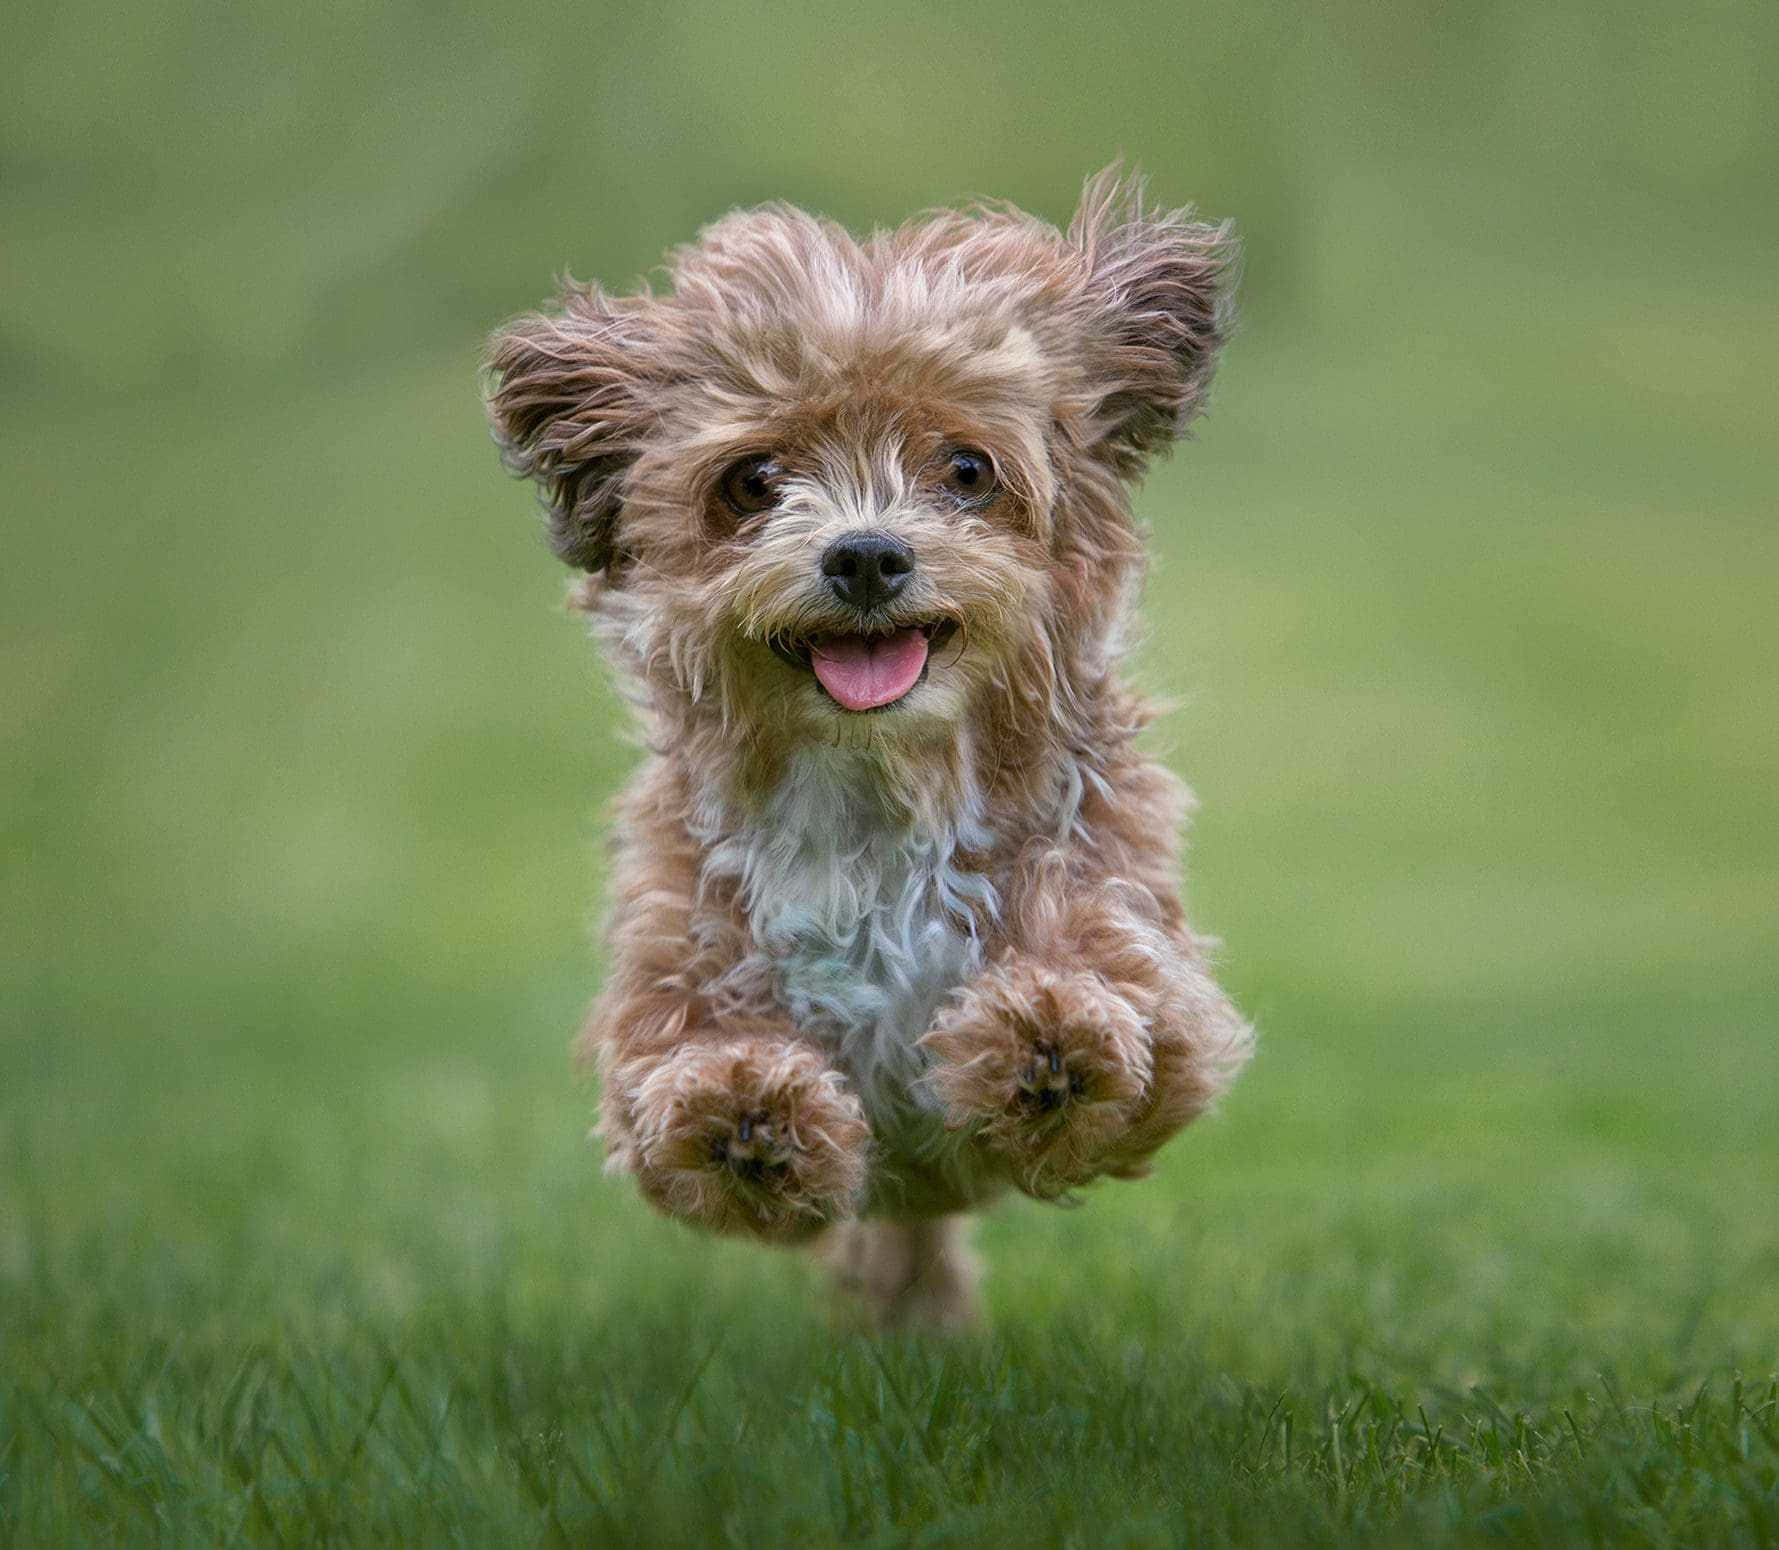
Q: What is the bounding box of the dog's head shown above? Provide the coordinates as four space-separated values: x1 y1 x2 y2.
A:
487 168 1234 758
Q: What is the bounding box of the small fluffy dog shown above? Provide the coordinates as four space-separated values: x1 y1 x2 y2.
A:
486 168 1253 1327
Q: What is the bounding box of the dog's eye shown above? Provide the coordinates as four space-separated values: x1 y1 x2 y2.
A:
721 455 783 516
939 448 998 502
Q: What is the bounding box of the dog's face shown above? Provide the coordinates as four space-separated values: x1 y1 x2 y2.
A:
488 170 1232 756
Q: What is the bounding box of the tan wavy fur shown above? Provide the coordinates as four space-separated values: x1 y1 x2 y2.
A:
485 166 1254 1328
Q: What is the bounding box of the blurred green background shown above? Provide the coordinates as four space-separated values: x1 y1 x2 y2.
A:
3 0 1777 1540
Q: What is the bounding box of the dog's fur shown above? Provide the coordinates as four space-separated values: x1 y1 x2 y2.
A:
485 168 1253 1327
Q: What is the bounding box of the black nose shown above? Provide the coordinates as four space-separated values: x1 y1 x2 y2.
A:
820 531 915 611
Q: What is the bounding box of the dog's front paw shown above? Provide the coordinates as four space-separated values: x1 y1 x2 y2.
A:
921 963 1152 1198
623 1039 869 1242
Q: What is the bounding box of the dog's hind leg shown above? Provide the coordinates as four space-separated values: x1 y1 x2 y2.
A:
823 1216 982 1332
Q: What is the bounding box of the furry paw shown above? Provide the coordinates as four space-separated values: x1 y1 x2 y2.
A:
921 964 1152 1198
623 1040 869 1242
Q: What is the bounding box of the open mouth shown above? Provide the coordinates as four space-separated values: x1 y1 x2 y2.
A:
769 620 958 712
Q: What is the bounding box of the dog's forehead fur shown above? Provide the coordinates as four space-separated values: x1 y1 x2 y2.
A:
670 203 1070 346
637 209 1077 512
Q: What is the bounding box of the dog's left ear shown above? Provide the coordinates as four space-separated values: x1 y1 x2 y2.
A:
1068 167 1238 471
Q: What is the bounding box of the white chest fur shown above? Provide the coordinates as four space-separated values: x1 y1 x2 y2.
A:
698 749 998 1139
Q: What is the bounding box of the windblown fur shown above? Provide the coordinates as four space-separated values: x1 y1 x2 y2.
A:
486 167 1254 1325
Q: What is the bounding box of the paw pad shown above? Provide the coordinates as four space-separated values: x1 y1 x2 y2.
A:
710 1110 792 1176
1016 1042 1087 1114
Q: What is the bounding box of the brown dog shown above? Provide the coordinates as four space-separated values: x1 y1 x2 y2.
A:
486 168 1253 1327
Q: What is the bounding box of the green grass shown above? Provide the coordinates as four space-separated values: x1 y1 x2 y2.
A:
4 0 1779 1541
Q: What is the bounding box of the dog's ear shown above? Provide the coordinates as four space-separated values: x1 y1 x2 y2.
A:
485 282 657 574
1067 167 1237 471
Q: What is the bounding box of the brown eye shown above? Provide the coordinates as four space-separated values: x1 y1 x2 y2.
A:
721 454 782 516
940 447 998 502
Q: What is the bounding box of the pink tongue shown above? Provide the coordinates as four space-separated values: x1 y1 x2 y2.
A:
810 628 930 711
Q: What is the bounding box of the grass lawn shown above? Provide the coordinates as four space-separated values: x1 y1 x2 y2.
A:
5 5 1779 1536
6 300 1777 1541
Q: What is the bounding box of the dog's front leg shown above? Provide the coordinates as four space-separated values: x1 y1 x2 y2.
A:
920 852 1249 1198
581 800 871 1243
600 1016 870 1243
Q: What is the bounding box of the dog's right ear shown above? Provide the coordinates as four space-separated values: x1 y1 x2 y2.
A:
485 283 656 574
